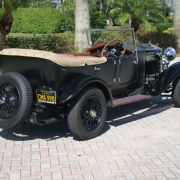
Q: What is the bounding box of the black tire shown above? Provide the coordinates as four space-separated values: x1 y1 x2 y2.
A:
173 79 180 107
0 72 33 129
68 88 107 140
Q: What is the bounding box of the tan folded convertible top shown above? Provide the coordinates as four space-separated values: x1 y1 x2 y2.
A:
0 48 107 67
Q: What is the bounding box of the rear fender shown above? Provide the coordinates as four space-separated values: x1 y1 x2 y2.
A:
59 75 112 105
151 62 180 95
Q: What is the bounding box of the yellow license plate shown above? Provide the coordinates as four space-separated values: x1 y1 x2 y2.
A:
36 89 56 104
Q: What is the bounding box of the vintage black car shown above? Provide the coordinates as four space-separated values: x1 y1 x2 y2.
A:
0 29 179 140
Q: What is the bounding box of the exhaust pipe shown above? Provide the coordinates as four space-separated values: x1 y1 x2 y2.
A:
37 118 57 125
30 112 58 125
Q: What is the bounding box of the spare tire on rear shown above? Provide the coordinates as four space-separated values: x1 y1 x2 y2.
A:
0 72 33 129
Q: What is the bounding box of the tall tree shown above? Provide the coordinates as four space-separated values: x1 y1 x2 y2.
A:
1 0 4 8
75 0 90 52
108 0 167 32
0 0 27 48
0 0 15 48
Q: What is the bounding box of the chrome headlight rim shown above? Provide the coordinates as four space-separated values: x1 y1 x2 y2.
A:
164 47 176 61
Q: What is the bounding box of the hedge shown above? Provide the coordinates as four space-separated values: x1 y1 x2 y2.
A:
137 31 178 50
5 31 178 53
11 8 68 34
9 8 106 34
5 32 75 53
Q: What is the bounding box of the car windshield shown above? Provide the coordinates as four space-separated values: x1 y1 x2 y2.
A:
88 29 136 49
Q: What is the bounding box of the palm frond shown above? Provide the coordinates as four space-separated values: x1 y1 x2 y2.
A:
118 12 131 25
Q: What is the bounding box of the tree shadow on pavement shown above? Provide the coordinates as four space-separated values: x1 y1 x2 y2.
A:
0 96 174 141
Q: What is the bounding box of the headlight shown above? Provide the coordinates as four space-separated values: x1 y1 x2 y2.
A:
162 59 169 70
164 47 176 61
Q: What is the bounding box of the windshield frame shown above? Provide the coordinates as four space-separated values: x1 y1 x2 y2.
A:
88 28 137 49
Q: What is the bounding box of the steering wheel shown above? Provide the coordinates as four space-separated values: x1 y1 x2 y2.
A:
101 39 125 57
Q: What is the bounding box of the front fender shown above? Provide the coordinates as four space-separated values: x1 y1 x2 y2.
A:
59 75 112 105
152 61 180 95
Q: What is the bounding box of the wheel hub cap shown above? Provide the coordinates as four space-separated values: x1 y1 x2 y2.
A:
89 110 97 118
0 97 6 105
0 83 19 119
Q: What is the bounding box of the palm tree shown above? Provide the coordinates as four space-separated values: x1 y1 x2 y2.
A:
105 0 167 32
0 1 14 48
0 0 23 48
0 2 14 34
75 0 90 52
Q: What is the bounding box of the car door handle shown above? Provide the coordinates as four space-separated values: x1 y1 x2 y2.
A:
94 67 101 71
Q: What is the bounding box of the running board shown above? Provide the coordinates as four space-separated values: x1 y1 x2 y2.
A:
112 95 152 108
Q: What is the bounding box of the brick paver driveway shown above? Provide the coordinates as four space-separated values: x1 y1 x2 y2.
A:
0 96 180 180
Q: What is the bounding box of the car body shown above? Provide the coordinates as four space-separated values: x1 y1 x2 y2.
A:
0 29 180 140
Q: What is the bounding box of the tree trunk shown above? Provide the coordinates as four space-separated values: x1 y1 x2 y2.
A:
175 0 180 51
99 0 103 10
131 17 141 32
0 33 6 50
75 0 91 52
1 0 4 8
108 17 113 26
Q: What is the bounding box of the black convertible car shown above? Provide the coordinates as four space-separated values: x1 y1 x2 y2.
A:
0 29 179 140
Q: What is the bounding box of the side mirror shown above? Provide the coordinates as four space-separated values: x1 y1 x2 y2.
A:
164 47 176 61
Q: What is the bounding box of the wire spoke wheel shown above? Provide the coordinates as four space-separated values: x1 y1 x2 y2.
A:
0 83 19 119
81 96 102 132
68 88 107 140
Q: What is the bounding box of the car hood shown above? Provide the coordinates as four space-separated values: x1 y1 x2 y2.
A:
137 43 162 53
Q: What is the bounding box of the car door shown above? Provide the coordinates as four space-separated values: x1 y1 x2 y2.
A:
118 55 138 85
93 56 118 88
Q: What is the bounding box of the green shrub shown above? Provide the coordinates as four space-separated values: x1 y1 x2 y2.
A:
138 31 178 50
90 6 107 29
5 32 75 53
57 11 75 33
10 7 107 34
11 8 61 34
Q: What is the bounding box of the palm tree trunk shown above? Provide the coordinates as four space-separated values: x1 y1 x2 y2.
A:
175 0 180 50
108 17 113 26
131 17 141 32
99 0 103 10
0 33 6 50
1 0 4 8
75 0 91 52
